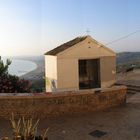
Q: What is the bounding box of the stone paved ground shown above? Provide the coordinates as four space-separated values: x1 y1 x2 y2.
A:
0 92 140 140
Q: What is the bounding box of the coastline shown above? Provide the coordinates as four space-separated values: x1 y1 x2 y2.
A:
20 60 45 81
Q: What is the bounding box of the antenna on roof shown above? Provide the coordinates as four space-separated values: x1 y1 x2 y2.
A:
86 28 91 35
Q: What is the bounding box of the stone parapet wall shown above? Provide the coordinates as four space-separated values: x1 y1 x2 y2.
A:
0 86 126 119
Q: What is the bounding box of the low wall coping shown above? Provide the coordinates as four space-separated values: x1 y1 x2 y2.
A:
0 86 127 99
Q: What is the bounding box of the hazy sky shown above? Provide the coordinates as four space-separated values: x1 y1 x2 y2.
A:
0 0 140 56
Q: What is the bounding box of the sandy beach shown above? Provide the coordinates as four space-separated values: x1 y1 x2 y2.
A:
20 59 45 81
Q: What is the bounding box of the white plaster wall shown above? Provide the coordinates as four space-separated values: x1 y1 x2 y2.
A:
45 55 57 92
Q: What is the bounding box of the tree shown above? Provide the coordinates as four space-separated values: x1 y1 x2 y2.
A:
0 56 11 76
0 57 32 93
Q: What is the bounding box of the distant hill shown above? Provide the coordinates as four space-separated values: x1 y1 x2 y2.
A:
117 52 140 73
117 52 140 64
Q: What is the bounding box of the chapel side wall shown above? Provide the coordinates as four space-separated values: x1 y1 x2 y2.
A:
45 55 57 92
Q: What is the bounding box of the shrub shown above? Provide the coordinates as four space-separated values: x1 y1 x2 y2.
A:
0 57 32 93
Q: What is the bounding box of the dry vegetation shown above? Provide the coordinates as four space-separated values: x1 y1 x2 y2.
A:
1 113 49 140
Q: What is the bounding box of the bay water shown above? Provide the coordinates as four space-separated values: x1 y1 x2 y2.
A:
2 58 37 76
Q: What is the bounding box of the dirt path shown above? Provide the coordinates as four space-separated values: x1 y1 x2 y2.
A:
127 92 140 103
117 69 140 86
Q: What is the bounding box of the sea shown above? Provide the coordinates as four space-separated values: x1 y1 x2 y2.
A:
2 58 37 76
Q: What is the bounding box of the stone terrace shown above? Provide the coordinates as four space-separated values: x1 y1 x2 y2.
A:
0 94 140 140
0 86 132 140
0 86 126 119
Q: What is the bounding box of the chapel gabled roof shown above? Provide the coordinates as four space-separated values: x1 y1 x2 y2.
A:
45 36 88 55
